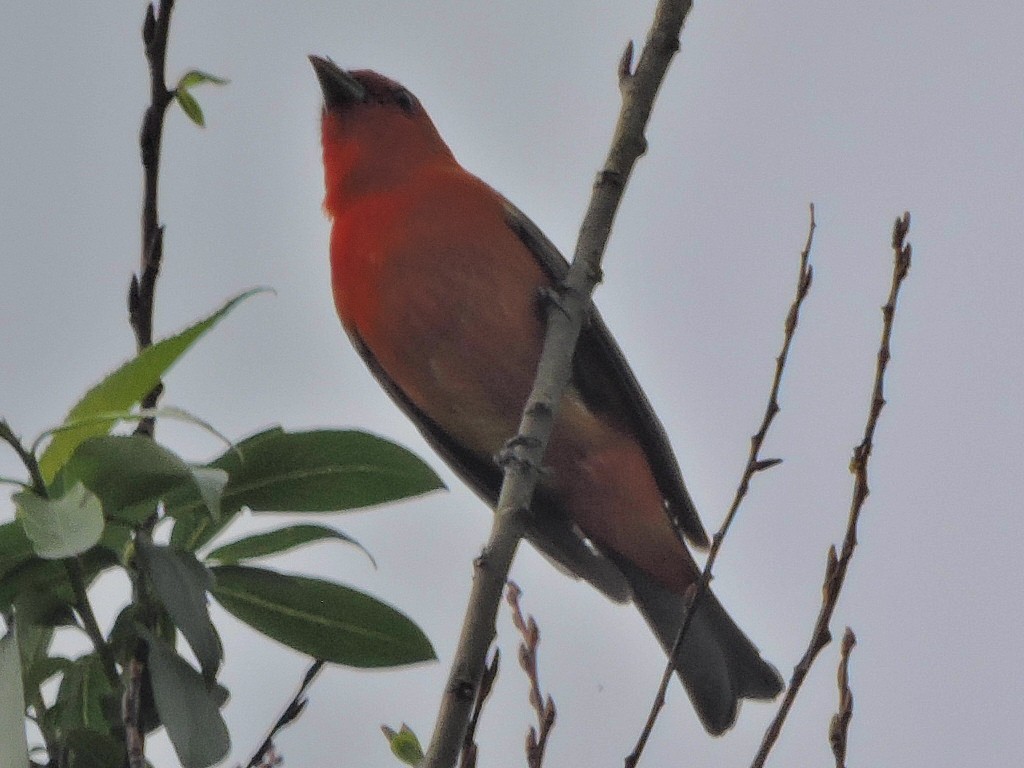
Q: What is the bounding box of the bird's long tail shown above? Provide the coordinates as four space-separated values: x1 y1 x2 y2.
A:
616 558 784 734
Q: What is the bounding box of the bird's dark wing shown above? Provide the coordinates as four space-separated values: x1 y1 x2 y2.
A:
343 324 631 601
501 196 709 549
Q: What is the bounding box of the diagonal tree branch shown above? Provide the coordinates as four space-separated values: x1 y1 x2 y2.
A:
420 2 694 766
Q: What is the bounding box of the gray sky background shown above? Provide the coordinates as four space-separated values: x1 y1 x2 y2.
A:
2 2 1022 766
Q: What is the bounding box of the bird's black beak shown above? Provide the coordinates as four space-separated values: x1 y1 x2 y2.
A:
309 55 366 108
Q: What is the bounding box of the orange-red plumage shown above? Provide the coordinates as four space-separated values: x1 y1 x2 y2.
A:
312 58 782 733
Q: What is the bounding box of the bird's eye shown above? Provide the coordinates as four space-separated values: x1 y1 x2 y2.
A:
394 88 416 113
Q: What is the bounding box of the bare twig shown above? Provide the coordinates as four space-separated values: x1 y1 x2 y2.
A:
420 3 694 766
249 745 282 768
458 650 500 768
243 659 325 768
751 212 912 768
507 584 556 768
129 0 176 437
829 627 856 768
123 657 146 768
0 420 47 495
626 204 816 767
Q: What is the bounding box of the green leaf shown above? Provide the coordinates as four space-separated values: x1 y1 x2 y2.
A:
14 588 75 627
136 539 221 678
64 435 191 516
206 523 374 566
176 89 205 126
14 620 64 751
15 617 55 693
63 435 228 523
96 521 133 560
0 633 30 768
0 548 117 613
211 565 435 667
107 605 177 686
0 560 71 613
15 484 103 559
169 427 444 552
41 405 235 457
0 521 35 575
24 655 71 698
63 729 125 768
54 654 116 734
106 605 143 661
143 629 230 768
177 69 229 89
213 428 444 511
37 289 264 483
382 723 425 766
189 467 228 521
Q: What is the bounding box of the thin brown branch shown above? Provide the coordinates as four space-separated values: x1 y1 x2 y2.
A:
0 420 48 495
420 3 693 766
626 203 816 767
750 212 912 768
123 657 146 768
458 649 500 768
507 584 556 768
129 0 176 437
829 627 856 768
244 659 325 768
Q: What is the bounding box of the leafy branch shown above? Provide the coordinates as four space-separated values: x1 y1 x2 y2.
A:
1 309 443 766
2 4 439 768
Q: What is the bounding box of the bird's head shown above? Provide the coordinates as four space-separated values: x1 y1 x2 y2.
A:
310 56 455 206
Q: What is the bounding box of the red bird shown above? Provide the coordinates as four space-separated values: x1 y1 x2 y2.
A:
311 57 782 734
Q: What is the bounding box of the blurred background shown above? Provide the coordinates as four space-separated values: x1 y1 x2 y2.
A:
1 1 1021 765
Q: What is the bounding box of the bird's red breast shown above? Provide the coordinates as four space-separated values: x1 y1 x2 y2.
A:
320 82 696 593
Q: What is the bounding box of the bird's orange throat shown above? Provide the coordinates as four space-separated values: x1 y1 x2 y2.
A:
320 110 454 212
319 108 457 338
